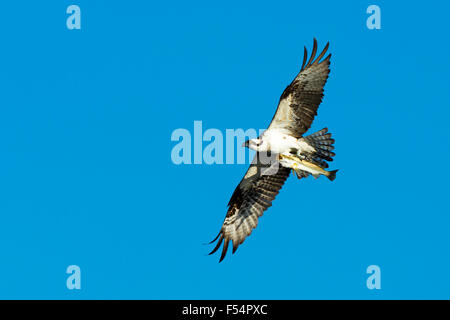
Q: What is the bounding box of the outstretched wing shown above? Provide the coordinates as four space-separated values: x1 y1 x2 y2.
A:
209 155 291 262
268 39 331 138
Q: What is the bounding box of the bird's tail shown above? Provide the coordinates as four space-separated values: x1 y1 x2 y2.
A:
302 128 336 166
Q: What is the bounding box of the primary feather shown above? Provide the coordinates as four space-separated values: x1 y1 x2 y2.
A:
209 39 336 262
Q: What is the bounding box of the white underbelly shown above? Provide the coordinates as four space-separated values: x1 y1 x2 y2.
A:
262 130 315 155
262 131 299 154
269 140 296 154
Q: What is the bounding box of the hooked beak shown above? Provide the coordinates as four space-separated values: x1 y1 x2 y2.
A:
242 140 249 148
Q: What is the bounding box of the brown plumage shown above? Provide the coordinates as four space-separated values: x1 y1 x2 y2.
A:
209 155 291 262
209 39 333 262
268 38 331 137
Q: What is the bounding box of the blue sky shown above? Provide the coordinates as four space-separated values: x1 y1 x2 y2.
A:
0 1 449 299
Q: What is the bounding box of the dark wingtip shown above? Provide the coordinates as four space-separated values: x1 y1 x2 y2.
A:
219 239 230 262
306 38 318 67
208 234 224 255
206 232 221 245
314 42 330 64
300 46 308 70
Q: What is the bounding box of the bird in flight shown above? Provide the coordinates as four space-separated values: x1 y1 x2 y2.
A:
209 39 338 262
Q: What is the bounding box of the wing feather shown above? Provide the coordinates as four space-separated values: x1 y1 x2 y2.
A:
268 38 331 137
209 39 332 262
209 155 291 262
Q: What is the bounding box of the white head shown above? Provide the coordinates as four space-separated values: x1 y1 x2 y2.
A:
242 138 268 152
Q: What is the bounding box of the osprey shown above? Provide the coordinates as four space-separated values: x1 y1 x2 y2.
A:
209 39 338 262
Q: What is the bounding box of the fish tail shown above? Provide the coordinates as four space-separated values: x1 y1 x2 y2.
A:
326 169 338 181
